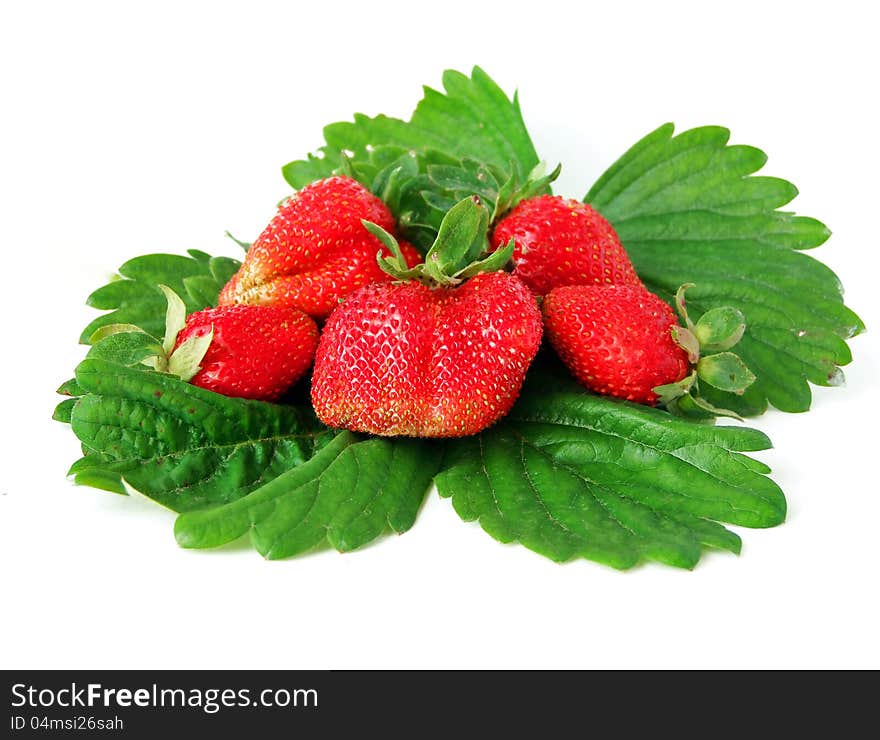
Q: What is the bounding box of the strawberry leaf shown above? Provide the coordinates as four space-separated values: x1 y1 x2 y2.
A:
80 250 240 343
435 361 785 570
281 67 543 250
67 358 331 512
283 66 539 188
585 124 864 414
174 432 438 558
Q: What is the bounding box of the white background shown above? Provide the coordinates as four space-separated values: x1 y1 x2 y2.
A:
2 1 878 669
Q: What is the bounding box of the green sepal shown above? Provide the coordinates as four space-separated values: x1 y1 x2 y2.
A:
224 230 251 252
670 326 700 364
697 352 758 395
453 239 514 280
686 393 746 421
83 286 215 382
158 284 187 356
422 196 490 281
674 282 697 331
493 161 562 221
663 394 717 423
653 371 697 406
371 151 420 214
167 328 214 382
694 306 747 352
365 220 425 281
373 196 506 286
661 284 757 417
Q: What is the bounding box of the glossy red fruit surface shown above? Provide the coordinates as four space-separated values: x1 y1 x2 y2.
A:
542 284 689 405
311 271 542 437
491 195 640 296
176 304 318 401
219 176 421 320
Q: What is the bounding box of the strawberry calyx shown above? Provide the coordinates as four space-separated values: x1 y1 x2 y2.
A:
367 196 514 287
654 284 756 420
489 161 562 222
88 285 213 382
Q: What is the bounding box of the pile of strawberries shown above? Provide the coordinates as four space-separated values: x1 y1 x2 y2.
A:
168 175 725 437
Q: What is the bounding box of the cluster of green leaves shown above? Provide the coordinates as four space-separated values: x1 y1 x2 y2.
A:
57 350 781 567
55 66 862 569
282 67 547 251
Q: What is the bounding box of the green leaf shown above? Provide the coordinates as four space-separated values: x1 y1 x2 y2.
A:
183 275 224 307
81 250 240 344
86 331 165 367
68 458 128 495
68 358 329 512
586 123 864 414
283 67 539 188
435 362 785 570
53 397 78 423
281 67 543 250
57 378 85 397
174 432 438 558
54 378 87 424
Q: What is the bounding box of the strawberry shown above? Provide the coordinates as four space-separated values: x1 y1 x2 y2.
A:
490 195 640 295
542 284 688 404
542 283 756 416
219 176 422 320
310 197 542 437
312 272 541 437
175 304 318 401
91 287 319 401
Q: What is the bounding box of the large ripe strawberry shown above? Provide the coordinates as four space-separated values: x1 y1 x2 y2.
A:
311 197 542 437
175 304 318 401
312 271 541 436
490 195 640 295
542 283 756 417
219 176 421 320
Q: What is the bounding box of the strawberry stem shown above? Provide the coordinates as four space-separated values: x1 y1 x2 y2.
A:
372 196 513 287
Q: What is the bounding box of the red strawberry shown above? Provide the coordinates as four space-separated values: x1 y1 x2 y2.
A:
491 195 640 295
542 284 689 405
175 304 318 401
311 271 542 437
219 176 422 320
